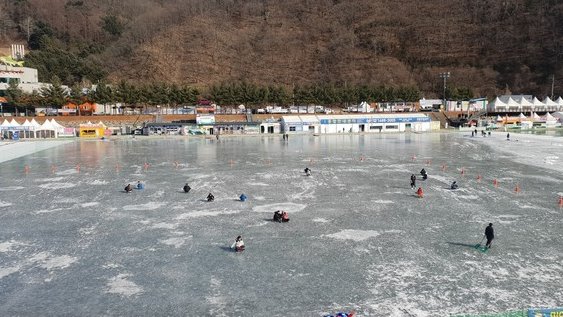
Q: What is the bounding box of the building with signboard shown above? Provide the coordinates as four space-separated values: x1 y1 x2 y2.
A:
281 114 436 134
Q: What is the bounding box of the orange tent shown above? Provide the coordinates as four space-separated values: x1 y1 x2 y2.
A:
0 97 8 103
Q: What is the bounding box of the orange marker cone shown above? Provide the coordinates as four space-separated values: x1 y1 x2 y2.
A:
143 162 150 171
514 184 521 193
76 164 80 173
460 168 465 176
477 174 482 182
411 155 416 161
493 179 498 187
441 164 447 171
559 196 563 208
24 165 30 174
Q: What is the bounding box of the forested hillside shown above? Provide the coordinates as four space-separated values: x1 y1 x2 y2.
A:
1 0 562 99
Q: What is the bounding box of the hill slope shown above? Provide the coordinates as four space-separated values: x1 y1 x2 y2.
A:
1 0 562 98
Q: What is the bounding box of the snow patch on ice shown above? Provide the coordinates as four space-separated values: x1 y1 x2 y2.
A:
35 177 65 182
252 202 306 213
151 222 178 230
372 199 394 204
324 229 381 241
106 273 143 297
123 202 166 211
80 202 99 208
56 169 78 175
0 186 24 191
0 240 27 252
0 201 12 207
89 179 108 185
0 266 21 279
312 218 329 223
159 237 190 248
35 208 63 214
250 182 270 186
40 255 78 270
177 210 239 219
38 182 76 189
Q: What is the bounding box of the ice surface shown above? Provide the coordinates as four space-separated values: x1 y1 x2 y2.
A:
0 132 562 316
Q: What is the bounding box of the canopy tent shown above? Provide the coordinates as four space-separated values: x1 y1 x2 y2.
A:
50 119 75 137
531 112 541 121
37 119 57 138
496 115 503 122
9 118 20 127
30 118 41 128
518 113 528 120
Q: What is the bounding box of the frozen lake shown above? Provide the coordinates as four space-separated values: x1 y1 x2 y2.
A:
0 133 562 316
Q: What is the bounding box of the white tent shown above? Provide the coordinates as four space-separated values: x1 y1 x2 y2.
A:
518 113 528 120
556 97 563 105
543 97 557 105
0 119 10 127
37 119 57 138
9 118 20 127
488 97 507 112
519 97 534 108
496 115 503 122
506 97 521 111
50 119 65 129
30 118 41 128
531 112 541 121
532 97 544 106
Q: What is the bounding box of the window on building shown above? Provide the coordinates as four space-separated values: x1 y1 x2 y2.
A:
289 126 296 131
386 125 398 129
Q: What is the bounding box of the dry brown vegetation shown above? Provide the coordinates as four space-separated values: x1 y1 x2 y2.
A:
1 0 563 98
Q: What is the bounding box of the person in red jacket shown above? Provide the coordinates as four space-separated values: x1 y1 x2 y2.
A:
417 187 423 198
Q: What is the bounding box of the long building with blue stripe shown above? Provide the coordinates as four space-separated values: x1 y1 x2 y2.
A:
281 113 437 134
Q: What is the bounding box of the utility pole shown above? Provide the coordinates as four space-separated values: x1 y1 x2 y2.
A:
551 74 555 99
440 72 450 111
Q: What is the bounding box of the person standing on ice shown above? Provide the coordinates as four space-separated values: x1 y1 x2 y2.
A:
304 167 311 176
124 184 133 193
485 223 494 248
410 174 416 189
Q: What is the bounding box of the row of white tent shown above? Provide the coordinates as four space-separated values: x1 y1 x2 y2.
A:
496 112 562 122
0 118 73 138
487 96 563 112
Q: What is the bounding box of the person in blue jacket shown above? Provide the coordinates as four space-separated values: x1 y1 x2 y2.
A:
239 194 247 201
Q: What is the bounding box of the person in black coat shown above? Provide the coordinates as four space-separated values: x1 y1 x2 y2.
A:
207 193 214 202
124 184 133 193
183 183 191 193
410 174 416 189
420 168 428 180
485 223 494 248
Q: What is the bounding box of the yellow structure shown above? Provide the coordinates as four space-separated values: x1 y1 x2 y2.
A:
79 121 106 138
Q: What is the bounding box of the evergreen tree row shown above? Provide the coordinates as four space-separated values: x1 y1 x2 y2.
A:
208 82 423 107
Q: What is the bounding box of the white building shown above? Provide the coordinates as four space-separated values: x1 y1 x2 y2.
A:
0 64 50 94
281 113 436 134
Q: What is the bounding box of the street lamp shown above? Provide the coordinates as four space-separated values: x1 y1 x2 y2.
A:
440 72 450 110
